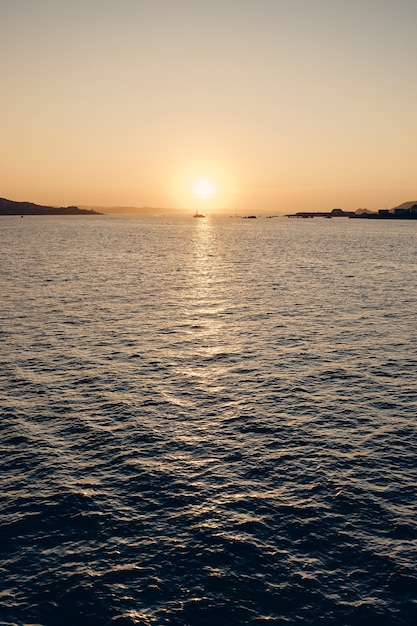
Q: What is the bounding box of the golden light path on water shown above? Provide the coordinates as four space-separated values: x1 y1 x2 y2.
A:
158 216 232 420
184 216 234 393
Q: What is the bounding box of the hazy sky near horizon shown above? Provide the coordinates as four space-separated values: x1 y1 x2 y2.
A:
2 0 417 212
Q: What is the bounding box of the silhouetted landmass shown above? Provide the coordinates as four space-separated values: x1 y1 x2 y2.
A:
286 208 356 218
0 197 102 215
393 200 417 210
287 203 417 220
352 204 417 219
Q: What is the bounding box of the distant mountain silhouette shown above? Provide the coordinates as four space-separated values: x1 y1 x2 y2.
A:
80 205 182 215
392 200 417 210
0 197 102 215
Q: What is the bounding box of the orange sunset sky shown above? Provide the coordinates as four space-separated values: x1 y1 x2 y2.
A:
1 0 417 213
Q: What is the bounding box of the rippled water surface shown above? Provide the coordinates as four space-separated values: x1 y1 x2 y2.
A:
1 214 417 625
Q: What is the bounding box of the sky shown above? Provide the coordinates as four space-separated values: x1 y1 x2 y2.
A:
1 0 417 213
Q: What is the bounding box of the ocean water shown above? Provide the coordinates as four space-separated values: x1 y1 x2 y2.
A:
1 214 416 626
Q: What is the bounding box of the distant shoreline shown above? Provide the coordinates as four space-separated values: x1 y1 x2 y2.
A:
0 197 102 216
286 206 417 220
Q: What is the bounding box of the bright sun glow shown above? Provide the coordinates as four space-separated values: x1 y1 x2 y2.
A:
193 179 216 199
171 164 236 211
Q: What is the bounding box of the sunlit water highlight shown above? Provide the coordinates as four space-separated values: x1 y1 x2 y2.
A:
1 215 416 625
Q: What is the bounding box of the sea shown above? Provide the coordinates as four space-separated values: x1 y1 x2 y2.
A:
1 214 416 626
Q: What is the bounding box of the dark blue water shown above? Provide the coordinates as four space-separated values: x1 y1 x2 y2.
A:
1 215 416 625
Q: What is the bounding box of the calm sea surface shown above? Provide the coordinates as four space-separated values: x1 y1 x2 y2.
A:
1 214 416 625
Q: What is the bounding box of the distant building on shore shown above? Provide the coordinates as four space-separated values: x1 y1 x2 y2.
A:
287 202 417 220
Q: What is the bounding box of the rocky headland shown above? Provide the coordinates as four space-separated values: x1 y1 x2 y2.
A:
0 197 102 215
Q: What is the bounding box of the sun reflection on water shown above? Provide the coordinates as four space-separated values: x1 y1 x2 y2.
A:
182 217 232 382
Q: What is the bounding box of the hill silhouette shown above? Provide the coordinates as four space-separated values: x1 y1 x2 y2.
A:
393 200 417 210
0 197 101 215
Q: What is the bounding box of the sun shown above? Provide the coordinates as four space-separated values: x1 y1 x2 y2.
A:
193 179 216 199
171 165 234 211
